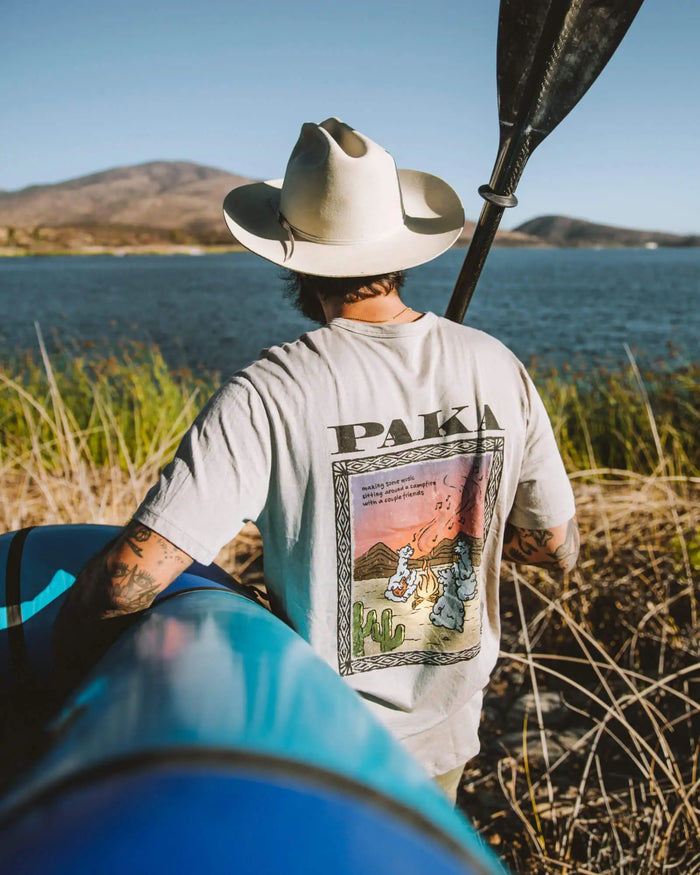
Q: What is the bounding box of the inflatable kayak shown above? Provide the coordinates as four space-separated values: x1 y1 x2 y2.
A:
0 524 508 874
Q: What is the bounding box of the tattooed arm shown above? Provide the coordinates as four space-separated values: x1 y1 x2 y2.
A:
53 521 192 682
502 516 579 572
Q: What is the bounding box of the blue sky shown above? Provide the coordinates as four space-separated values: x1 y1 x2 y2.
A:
2 0 698 233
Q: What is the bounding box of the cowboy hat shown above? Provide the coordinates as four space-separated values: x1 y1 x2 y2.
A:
222 118 465 277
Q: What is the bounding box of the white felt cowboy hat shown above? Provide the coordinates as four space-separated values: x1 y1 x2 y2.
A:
222 118 465 277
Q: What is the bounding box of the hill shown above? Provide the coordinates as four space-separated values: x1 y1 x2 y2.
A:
0 161 252 251
0 161 251 232
514 215 699 248
457 219 543 248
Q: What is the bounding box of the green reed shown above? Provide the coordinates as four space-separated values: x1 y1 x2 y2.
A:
532 356 698 479
1 340 218 473
2 341 697 479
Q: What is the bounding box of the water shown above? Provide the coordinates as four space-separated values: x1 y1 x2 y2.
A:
0 248 697 376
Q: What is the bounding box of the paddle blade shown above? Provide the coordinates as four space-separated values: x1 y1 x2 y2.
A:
497 0 644 150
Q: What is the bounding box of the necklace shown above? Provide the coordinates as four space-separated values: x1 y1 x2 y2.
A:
342 305 412 324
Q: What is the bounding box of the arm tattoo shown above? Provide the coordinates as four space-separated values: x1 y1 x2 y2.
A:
106 562 161 614
550 518 580 570
123 523 153 558
66 522 190 620
503 517 579 571
102 522 188 613
54 523 192 677
532 529 554 548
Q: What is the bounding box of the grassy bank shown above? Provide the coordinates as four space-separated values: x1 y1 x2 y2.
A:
2 343 698 872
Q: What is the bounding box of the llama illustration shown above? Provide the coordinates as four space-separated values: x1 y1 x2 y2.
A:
429 536 478 631
429 564 465 632
452 535 478 601
385 544 419 602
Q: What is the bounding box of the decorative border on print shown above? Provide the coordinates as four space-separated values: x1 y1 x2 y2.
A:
333 436 504 677
350 640 483 676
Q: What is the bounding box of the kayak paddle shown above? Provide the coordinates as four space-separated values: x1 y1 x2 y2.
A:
445 0 645 323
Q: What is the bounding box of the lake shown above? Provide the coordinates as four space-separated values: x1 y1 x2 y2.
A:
0 247 697 376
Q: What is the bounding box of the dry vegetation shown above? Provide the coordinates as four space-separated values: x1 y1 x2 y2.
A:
460 477 698 874
1 337 698 873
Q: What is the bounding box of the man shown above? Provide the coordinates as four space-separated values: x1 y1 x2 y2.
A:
57 118 578 802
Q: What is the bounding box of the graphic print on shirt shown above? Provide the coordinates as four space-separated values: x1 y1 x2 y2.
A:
333 436 503 676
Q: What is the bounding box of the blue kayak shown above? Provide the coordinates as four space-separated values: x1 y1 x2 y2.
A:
0 524 508 874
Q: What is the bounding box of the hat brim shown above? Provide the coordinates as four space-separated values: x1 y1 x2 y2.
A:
222 169 465 277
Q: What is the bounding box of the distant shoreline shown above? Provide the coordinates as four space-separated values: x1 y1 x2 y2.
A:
5 240 700 258
0 244 247 258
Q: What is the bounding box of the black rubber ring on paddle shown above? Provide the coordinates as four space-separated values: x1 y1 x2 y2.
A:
478 184 518 208
5 526 35 682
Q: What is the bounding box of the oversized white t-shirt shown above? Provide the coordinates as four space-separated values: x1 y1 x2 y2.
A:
135 313 575 775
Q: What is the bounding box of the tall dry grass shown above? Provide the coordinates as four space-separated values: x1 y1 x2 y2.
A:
459 351 699 874
461 476 699 874
1 339 698 872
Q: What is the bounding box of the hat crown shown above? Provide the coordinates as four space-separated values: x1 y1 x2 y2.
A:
279 118 405 244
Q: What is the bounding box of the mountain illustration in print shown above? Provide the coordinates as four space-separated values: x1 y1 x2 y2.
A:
353 533 481 582
353 542 400 581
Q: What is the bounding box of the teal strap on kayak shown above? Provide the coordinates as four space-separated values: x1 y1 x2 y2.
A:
0 569 76 630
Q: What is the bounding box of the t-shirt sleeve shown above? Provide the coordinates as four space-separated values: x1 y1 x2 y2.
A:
133 375 272 565
508 369 576 530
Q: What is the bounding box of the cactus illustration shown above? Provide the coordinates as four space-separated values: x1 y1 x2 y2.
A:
371 608 406 653
352 601 378 657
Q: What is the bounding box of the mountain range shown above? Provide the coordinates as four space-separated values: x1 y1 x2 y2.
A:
0 161 696 253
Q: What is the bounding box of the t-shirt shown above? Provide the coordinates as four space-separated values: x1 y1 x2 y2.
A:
135 312 575 775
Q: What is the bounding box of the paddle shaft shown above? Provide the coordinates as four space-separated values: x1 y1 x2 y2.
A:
445 136 530 324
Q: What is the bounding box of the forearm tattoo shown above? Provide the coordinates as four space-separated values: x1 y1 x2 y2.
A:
503 517 579 571
109 559 160 613
69 522 189 619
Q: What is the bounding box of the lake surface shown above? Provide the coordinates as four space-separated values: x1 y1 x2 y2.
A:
0 247 697 375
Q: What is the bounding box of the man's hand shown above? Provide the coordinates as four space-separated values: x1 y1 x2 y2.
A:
53 522 192 686
502 517 579 572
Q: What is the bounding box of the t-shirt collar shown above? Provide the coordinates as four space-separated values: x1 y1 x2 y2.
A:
329 311 438 338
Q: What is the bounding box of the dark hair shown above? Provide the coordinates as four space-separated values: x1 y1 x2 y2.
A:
283 270 406 323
